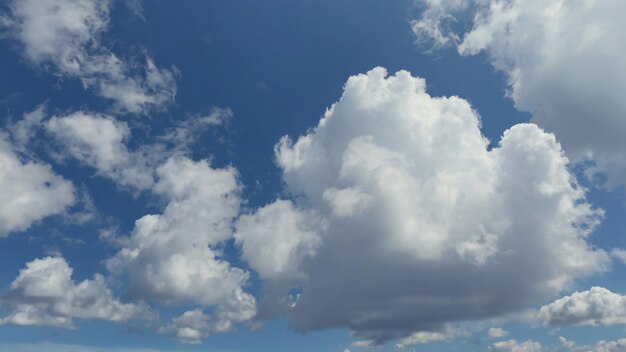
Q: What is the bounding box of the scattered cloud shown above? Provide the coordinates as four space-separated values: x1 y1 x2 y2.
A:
0 133 75 237
488 327 509 339
159 299 255 344
490 339 542 352
611 249 626 265
2 0 177 114
45 111 156 190
559 336 626 352
0 256 153 328
106 157 255 342
397 326 465 346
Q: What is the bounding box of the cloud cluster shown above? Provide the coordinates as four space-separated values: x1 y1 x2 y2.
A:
2 0 176 114
159 296 256 344
0 257 152 327
559 336 626 352
0 134 74 237
236 67 608 343
539 287 626 327
413 0 626 188
490 340 542 352
105 157 256 341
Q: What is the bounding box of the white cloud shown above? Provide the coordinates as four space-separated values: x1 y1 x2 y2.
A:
488 327 509 339
240 67 608 343
611 249 626 265
539 287 626 326
106 157 255 341
595 340 626 352
0 134 74 237
413 0 626 188
490 340 542 352
559 336 626 352
397 326 464 346
45 111 155 190
235 199 325 282
159 294 256 344
3 0 176 114
0 256 153 328
10 105 46 148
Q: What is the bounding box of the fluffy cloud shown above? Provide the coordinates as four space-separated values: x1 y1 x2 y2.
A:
2 0 176 114
539 287 626 327
396 326 464 347
159 293 256 344
559 337 626 352
595 340 626 352
0 134 74 237
490 340 542 352
45 112 155 190
235 200 324 282
0 257 152 328
413 0 626 188
236 68 608 343
488 327 509 339
106 157 255 340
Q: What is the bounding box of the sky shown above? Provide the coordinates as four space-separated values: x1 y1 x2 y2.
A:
1 0 626 351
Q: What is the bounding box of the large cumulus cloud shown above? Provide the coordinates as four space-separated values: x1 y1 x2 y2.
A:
413 0 626 188
235 68 608 343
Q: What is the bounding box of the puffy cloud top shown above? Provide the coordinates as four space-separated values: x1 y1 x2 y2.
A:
413 0 626 188
1 257 152 327
237 67 608 343
107 157 251 307
539 287 626 327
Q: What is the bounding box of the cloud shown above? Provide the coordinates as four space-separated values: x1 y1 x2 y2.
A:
45 111 156 190
397 326 464 346
490 340 542 352
559 336 626 352
106 157 256 341
2 0 176 114
236 67 608 343
159 296 255 344
0 133 75 237
42 109 232 192
413 0 626 188
611 249 626 265
539 287 626 327
0 256 153 328
594 340 626 352
235 200 325 282
158 107 234 152
487 327 509 339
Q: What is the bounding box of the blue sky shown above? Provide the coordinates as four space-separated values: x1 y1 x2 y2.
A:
1 1 626 351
